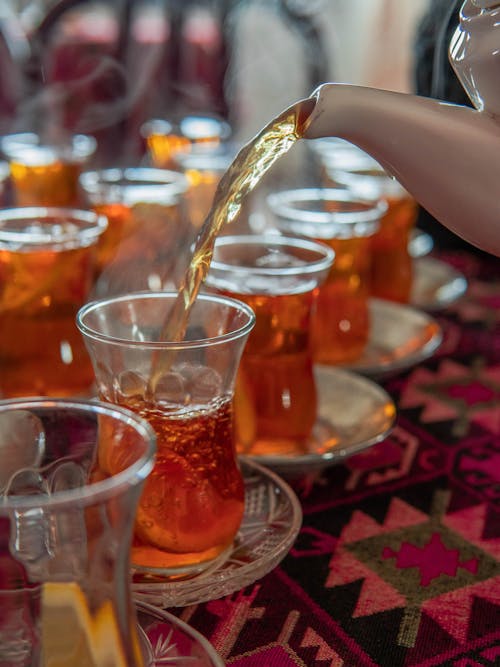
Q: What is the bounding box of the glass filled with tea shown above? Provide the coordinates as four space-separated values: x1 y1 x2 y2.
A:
1 132 96 207
204 234 334 457
268 188 385 365
0 206 107 398
0 397 156 666
79 167 190 295
329 163 418 303
142 115 231 170
77 291 255 578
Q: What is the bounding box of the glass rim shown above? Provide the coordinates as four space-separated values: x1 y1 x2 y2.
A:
0 397 156 511
0 206 108 246
79 166 189 197
267 187 388 225
1 132 97 161
207 233 335 277
141 115 231 142
77 290 256 349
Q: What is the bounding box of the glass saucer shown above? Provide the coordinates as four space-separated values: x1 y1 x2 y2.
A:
137 600 224 666
411 256 468 310
132 458 302 608
245 367 396 477
341 298 443 379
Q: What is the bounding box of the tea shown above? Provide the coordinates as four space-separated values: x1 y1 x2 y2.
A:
205 235 333 455
267 188 384 365
312 235 373 364
326 164 417 303
2 133 96 207
370 192 417 302
0 208 106 397
152 97 315 368
225 289 318 453
79 168 190 292
77 291 254 578
109 396 244 570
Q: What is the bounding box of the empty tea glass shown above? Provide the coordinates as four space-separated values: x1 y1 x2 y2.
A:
79 167 190 296
204 234 334 457
77 291 255 580
0 397 156 666
1 132 97 207
268 188 386 365
0 206 107 398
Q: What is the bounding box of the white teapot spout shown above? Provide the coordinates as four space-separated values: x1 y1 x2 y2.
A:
301 0 500 257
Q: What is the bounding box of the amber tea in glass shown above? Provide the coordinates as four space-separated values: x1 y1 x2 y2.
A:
268 188 385 365
2 132 96 207
205 235 333 456
0 207 107 398
326 159 417 303
77 291 255 578
79 167 190 294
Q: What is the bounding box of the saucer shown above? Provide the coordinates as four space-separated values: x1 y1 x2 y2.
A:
409 228 434 258
137 600 224 666
411 256 468 310
132 458 302 608
342 298 443 379
246 367 396 477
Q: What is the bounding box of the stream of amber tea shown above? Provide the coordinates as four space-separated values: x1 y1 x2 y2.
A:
150 97 315 385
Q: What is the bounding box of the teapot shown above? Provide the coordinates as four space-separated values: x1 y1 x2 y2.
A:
302 0 500 257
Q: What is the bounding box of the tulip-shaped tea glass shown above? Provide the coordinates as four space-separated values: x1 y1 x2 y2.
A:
204 234 334 457
1 132 97 207
79 167 190 295
268 188 386 365
0 207 107 398
77 292 255 579
0 397 156 666
325 156 418 303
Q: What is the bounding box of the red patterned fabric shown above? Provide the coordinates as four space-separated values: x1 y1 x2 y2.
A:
174 250 500 667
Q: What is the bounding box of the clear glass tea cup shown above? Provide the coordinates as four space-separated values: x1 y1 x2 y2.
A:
326 158 418 303
0 206 107 397
0 397 156 666
77 291 255 580
79 166 190 295
268 188 386 365
142 115 231 170
205 233 334 456
1 132 96 207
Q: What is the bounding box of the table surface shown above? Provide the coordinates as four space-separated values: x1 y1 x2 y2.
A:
172 249 500 667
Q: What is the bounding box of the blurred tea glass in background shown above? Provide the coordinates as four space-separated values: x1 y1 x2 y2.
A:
142 115 231 170
175 148 234 230
79 167 190 296
205 234 334 457
312 138 418 303
0 397 155 667
330 164 418 303
77 291 255 579
0 207 107 398
1 132 96 207
268 188 385 365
